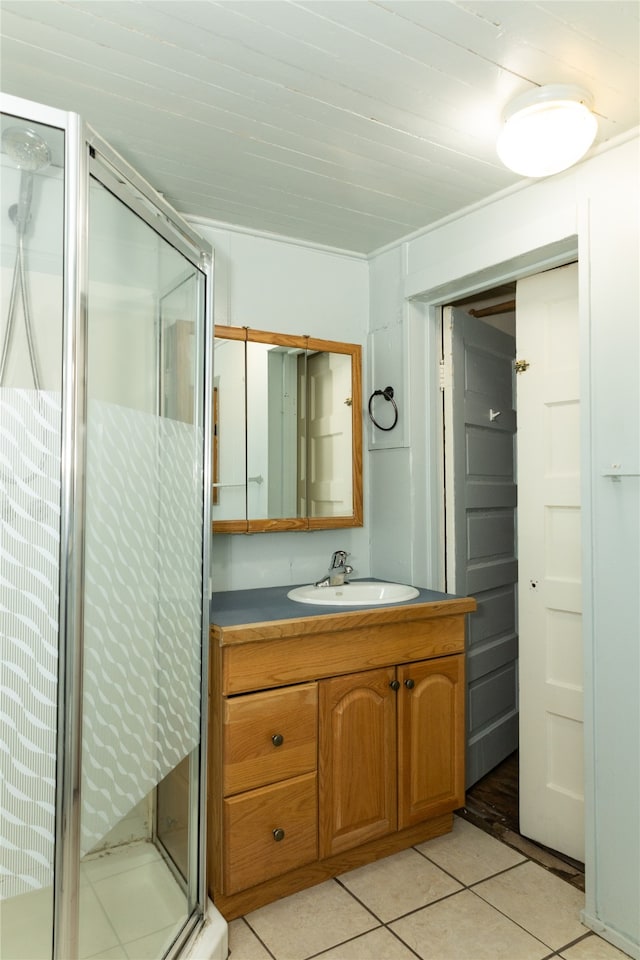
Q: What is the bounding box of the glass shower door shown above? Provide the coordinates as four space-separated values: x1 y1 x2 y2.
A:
77 173 206 960
0 110 65 960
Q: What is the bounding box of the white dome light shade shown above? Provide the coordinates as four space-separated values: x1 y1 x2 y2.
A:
497 84 598 178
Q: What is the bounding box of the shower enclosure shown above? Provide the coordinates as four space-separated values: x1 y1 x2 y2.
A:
0 93 224 960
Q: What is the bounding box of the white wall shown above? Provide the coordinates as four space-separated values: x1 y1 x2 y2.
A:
191 224 371 591
367 135 640 957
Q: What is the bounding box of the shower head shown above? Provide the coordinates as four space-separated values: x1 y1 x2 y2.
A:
2 126 51 172
3 127 51 235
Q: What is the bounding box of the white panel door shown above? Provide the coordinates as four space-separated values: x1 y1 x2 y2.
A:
517 263 584 861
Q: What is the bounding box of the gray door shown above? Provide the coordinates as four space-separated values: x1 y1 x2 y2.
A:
443 307 518 787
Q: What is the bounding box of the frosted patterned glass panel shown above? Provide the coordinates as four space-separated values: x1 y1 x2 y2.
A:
0 390 62 897
81 178 204 859
81 403 202 851
0 114 65 912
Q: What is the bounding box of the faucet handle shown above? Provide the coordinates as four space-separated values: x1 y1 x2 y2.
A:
330 549 349 568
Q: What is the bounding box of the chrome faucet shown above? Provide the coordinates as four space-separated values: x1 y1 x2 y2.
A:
316 550 353 587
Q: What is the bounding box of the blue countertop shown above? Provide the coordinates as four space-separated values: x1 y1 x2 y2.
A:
209 580 461 627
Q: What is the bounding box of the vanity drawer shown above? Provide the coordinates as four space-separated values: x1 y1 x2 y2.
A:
223 682 317 796
223 773 318 894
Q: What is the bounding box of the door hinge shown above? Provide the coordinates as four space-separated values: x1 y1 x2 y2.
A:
515 359 530 373
439 359 446 390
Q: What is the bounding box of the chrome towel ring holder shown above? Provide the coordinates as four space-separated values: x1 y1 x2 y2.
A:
368 385 398 431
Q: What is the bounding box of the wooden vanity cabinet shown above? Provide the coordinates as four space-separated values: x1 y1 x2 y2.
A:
209 595 475 919
319 655 464 858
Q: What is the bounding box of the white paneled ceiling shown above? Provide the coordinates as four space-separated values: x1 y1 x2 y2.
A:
1 1 638 254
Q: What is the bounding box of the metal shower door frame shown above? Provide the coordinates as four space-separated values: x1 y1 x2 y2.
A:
0 91 214 960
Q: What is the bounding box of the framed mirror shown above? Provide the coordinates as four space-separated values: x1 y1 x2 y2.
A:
212 326 362 533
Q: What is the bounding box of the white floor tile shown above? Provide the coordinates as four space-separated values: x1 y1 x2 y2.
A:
123 923 182 960
560 933 635 959
339 847 462 922
82 841 161 885
227 918 272 960
91 859 186 945
390 888 550 960
78 884 121 959
473 860 586 950
1 844 191 960
84 947 128 960
417 815 526 885
245 880 378 960
315 927 418 959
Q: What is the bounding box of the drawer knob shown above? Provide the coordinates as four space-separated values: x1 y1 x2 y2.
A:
404 678 415 689
273 828 285 842
389 679 400 691
271 733 284 747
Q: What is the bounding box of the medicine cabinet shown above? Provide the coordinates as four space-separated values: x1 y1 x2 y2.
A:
211 326 362 533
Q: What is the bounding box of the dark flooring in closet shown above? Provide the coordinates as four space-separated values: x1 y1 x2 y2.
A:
458 750 585 891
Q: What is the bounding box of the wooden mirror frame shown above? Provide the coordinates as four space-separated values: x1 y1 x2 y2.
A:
212 325 362 534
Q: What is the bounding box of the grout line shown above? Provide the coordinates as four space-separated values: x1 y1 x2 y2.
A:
238 915 280 960
555 929 607 953
466 885 564 956
79 881 125 960
414 841 531 890
302 929 382 960
464 855 535 890
333 873 389 923
81 850 187 960
234 837 592 960
384 925 424 960
337 858 475 930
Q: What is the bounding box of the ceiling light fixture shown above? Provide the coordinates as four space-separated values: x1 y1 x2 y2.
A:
497 84 598 178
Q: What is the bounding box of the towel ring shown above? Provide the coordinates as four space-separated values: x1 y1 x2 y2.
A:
368 386 398 431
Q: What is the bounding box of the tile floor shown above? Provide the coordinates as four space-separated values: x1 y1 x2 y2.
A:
228 817 631 960
1 841 187 960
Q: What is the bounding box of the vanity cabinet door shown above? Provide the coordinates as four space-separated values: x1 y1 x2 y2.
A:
397 655 465 829
319 667 397 858
223 683 317 796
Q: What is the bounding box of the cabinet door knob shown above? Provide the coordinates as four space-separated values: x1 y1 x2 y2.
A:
271 733 284 747
389 679 400 691
404 678 415 689
273 828 285 842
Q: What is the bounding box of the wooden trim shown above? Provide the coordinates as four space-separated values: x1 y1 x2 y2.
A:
351 342 363 526
212 519 248 534
220 616 466 695
210 813 453 920
248 328 307 349
210 597 476 646
468 299 515 318
210 326 363 533
213 324 247 342
246 517 308 533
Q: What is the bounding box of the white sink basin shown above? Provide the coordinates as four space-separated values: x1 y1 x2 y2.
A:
287 581 420 606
